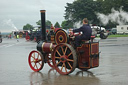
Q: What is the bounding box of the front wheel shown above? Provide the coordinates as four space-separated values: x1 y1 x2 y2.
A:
28 50 44 72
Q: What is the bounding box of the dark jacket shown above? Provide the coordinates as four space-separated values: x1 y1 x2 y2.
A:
73 24 92 40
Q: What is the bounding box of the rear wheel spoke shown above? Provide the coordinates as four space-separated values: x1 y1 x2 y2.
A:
67 59 74 62
67 62 72 69
64 63 67 73
61 63 64 71
67 52 72 57
61 46 64 55
57 50 62 57
56 61 61 66
55 56 60 59
64 47 67 55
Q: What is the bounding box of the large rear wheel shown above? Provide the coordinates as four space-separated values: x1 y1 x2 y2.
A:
28 50 44 72
52 43 77 75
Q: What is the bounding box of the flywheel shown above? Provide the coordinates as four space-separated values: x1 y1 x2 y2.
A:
54 29 69 45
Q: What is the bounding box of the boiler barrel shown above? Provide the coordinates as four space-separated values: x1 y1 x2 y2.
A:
37 41 55 53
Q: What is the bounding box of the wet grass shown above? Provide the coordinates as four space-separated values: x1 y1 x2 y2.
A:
108 34 128 37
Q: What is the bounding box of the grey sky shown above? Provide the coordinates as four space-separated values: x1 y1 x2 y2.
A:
0 0 75 32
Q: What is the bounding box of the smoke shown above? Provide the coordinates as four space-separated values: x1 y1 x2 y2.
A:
2 19 19 31
96 7 128 25
73 21 82 28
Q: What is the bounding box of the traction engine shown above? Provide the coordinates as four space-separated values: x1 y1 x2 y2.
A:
0 32 2 43
28 10 100 75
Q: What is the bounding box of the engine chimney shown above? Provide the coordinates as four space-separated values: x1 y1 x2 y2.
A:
40 10 46 41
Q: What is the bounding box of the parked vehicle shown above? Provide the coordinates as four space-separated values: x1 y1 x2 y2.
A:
0 32 2 43
117 25 128 34
111 28 117 34
107 28 117 35
91 25 108 39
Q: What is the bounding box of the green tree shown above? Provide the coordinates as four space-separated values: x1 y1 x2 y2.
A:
23 24 33 30
54 22 60 28
100 0 128 13
61 20 73 29
36 20 41 26
122 0 128 12
46 20 52 29
36 20 52 29
46 20 52 26
65 0 102 25
64 0 128 28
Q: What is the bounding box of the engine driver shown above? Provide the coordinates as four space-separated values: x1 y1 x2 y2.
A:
70 18 92 47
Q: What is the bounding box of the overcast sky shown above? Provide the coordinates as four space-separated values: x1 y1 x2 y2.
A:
0 0 75 32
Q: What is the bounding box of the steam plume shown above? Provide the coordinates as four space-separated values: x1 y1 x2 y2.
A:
3 19 19 31
96 7 128 25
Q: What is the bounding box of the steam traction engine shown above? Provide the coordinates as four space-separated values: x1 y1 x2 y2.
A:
28 10 99 75
0 32 2 43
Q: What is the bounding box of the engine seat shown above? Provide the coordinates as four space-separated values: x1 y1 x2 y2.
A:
90 36 95 42
81 40 90 43
81 36 96 43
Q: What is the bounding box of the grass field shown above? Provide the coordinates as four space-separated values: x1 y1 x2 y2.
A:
108 34 128 38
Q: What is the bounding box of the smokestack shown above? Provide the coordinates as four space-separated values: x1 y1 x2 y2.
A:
40 10 46 41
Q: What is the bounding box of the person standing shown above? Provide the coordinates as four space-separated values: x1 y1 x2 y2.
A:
17 34 19 42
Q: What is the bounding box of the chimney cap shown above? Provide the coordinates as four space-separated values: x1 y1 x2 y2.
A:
40 10 46 13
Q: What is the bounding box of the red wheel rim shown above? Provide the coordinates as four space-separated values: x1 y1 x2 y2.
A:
28 50 44 72
52 44 77 75
47 53 54 68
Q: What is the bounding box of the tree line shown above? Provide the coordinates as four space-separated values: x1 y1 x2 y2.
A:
23 20 61 31
23 0 128 30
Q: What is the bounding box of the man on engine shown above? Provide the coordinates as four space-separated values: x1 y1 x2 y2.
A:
70 18 92 47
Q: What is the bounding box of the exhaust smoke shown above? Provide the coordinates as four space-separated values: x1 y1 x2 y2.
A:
96 7 128 25
2 19 19 31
